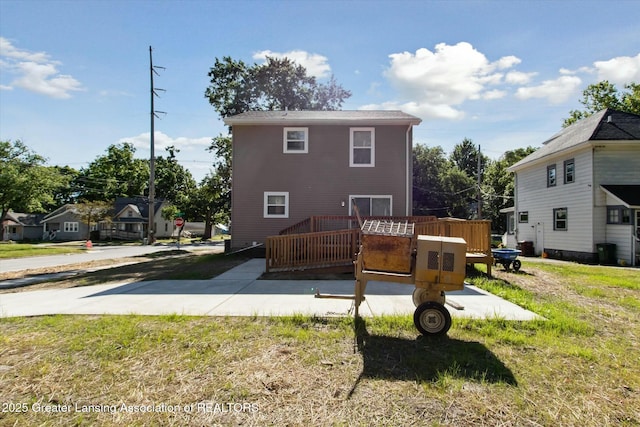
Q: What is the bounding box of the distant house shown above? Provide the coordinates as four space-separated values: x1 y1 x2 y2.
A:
1 212 46 241
41 205 90 241
507 109 640 265
99 197 173 240
223 110 422 250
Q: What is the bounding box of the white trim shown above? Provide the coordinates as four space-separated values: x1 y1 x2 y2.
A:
63 222 79 233
349 127 375 167
264 192 289 218
283 127 308 153
349 195 392 216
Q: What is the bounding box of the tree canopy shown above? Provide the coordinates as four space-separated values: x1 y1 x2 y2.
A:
563 81 640 127
74 143 149 202
205 56 352 119
0 140 68 239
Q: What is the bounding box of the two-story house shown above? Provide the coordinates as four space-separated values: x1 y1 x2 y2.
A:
508 109 640 265
223 110 422 250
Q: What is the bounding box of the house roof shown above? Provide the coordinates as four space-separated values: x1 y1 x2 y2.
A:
3 212 46 226
223 110 422 126
509 109 640 171
111 197 166 223
601 185 640 208
41 204 79 223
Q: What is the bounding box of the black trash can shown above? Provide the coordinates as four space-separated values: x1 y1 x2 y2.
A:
224 239 231 253
518 241 534 257
596 243 616 265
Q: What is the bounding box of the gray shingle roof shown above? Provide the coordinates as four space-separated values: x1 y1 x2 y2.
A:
223 110 422 126
509 109 640 170
601 185 640 208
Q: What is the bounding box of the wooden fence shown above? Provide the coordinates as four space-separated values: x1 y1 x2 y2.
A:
266 228 360 272
266 217 493 274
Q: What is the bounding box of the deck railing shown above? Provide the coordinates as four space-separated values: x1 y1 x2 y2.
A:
266 217 493 274
266 228 360 272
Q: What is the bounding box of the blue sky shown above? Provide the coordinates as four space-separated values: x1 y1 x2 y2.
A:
1 0 639 182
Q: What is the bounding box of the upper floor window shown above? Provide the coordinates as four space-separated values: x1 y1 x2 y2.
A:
564 159 575 184
350 128 375 167
283 128 308 153
547 164 556 187
264 192 289 218
553 208 567 231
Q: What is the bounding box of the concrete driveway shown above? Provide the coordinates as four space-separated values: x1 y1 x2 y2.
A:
0 259 540 321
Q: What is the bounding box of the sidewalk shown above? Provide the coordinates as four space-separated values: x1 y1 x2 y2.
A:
0 259 540 321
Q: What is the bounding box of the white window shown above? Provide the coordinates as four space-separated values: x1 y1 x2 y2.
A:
564 159 575 184
349 195 392 216
547 164 556 187
264 192 289 218
64 222 79 232
283 128 308 153
350 128 375 167
518 211 529 223
553 208 567 231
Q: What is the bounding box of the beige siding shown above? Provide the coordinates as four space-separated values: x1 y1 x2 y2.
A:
231 124 411 248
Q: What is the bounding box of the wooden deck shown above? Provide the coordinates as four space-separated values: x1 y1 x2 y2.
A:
265 216 494 276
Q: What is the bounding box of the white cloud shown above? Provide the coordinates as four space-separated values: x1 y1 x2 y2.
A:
593 53 640 84
505 70 537 85
0 37 84 99
253 49 331 79
120 132 211 153
365 42 527 120
515 75 582 104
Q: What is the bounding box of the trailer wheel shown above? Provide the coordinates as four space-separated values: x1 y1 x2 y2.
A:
513 259 521 271
412 288 446 307
414 302 451 336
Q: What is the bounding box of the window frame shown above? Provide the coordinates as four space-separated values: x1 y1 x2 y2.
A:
564 158 575 184
607 206 631 225
547 164 557 187
283 127 308 154
349 195 392 216
264 192 289 218
518 211 529 223
349 127 375 167
63 222 79 233
553 207 567 231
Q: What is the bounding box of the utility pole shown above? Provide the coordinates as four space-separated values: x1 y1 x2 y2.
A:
148 46 165 244
477 144 482 220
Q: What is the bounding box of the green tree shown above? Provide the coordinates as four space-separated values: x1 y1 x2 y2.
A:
482 147 537 233
188 135 232 239
450 138 488 179
563 81 640 127
0 140 66 239
74 200 112 240
412 145 449 216
441 166 476 219
76 143 149 201
154 146 197 207
205 56 351 118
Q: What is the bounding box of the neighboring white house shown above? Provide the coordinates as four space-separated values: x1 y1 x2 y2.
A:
507 109 640 265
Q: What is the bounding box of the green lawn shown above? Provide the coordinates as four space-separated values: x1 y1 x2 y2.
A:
0 242 85 258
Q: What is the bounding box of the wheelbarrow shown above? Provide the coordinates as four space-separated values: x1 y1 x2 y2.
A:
491 248 522 271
